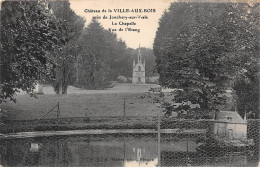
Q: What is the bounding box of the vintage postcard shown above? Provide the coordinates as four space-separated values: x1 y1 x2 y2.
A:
0 0 259 167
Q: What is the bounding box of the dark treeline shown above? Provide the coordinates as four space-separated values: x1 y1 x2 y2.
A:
74 19 132 89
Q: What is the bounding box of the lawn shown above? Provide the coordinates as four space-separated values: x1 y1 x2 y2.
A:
1 83 162 121
0 83 237 134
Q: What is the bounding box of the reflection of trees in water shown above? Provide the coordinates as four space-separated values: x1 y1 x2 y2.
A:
0 137 73 167
0 138 33 166
39 139 72 166
0 125 259 167
29 137 73 166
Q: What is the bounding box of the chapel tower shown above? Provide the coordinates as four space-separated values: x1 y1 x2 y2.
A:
132 44 145 84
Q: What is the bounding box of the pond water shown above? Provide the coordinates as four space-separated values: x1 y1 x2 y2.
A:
0 133 259 167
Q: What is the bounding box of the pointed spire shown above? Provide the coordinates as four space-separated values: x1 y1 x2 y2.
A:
244 111 247 121
138 43 141 62
138 43 141 55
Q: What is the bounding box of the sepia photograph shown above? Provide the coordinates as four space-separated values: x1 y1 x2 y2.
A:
0 0 259 167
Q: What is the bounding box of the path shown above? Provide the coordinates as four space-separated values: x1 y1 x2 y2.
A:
1 129 207 139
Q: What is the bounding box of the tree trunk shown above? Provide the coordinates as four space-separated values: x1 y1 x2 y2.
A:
201 89 209 110
61 63 68 94
53 67 61 94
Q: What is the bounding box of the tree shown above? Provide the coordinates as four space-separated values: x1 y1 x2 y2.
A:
233 3 260 119
153 3 259 119
76 19 133 89
76 19 108 89
0 0 63 102
48 0 85 94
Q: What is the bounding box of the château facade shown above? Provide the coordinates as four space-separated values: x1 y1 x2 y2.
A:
132 45 145 84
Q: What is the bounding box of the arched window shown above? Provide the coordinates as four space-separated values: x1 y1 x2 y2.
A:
138 66 141 71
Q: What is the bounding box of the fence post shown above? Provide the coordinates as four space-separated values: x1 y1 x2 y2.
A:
123 100 126 120
57 102 61 122
186 137 189 153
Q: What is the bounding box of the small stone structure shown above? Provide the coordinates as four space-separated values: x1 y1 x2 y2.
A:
213 111 247 139
33 82 44 95
29 143 40 152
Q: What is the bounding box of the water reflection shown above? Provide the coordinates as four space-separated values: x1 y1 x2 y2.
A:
0 132 259 167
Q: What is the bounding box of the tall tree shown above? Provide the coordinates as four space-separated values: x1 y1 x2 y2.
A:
0 0 63 102
233 3 260 119
77 19 108 89
153 3 259 118
49 0 85 94
77 19 132 89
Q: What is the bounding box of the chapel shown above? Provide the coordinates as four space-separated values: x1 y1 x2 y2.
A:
132 45 145 84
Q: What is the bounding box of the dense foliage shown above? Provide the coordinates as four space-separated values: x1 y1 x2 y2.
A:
75 19 129 89
48 0 85 94
153 3 259 118
0 0 64 102
233 4 260 119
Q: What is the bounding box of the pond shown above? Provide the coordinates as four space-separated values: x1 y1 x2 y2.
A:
0 133 259 167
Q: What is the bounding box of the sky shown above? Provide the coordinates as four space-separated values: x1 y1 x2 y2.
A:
69 0 259 49
70 0 174 49
0 0 258 49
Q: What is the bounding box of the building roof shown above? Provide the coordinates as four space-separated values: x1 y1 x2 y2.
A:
215 111 246 124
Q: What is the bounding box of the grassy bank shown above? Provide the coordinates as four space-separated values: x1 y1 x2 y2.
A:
1 116 159 133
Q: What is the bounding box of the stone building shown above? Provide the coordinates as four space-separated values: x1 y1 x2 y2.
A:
132 45 145 84
33 82 44 95
213 111 247 139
